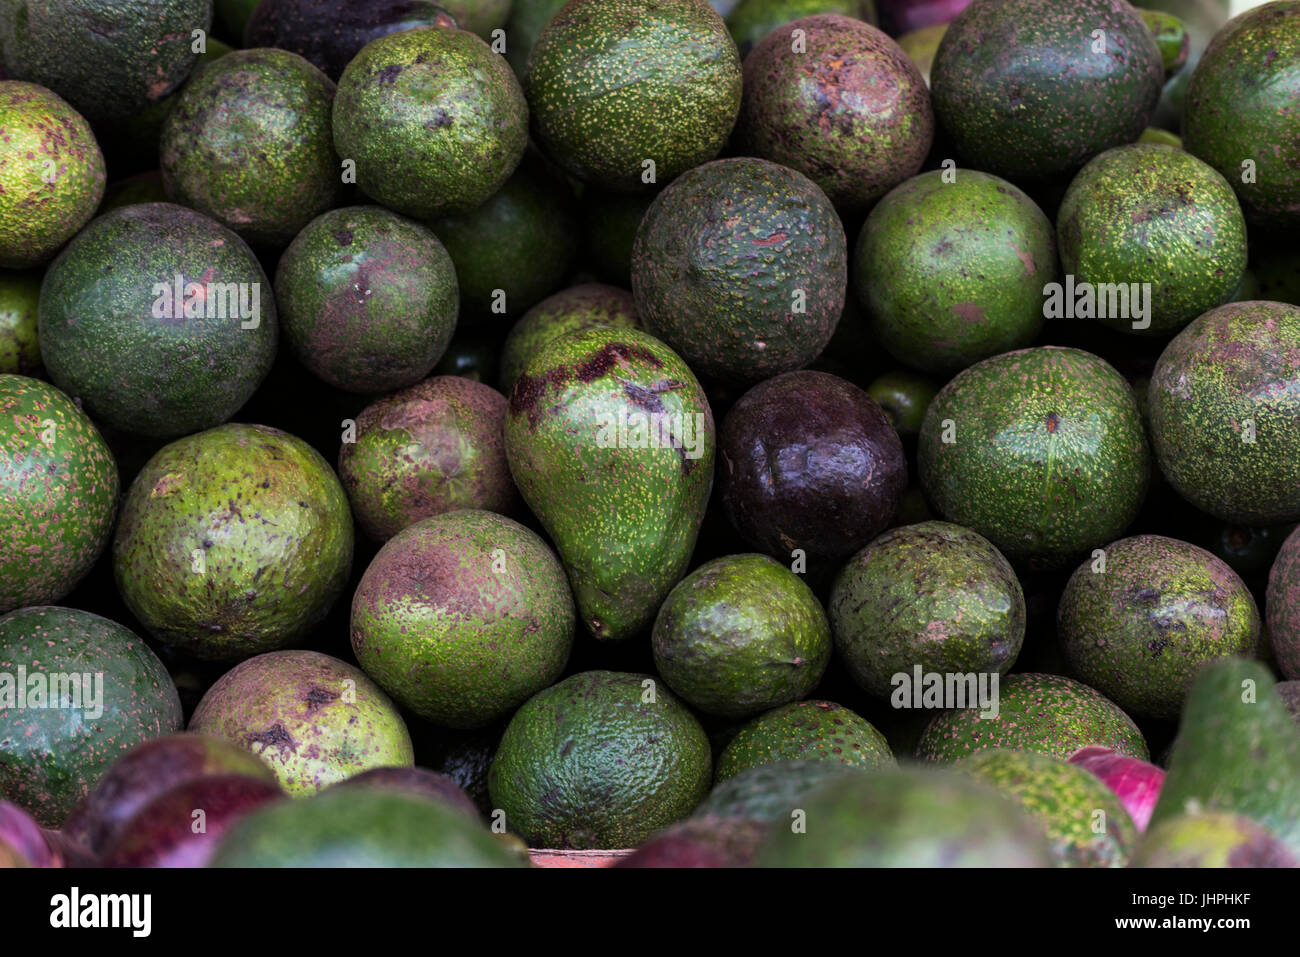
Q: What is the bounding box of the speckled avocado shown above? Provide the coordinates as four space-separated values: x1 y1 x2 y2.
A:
918 346 1150 571
866 370 937 437
959 749 1138 867
350 509 574 729
633 157 847 384
1059 534 1261 720
275 206 458 393
931 0 1163 184
854 168 1055 374
1147 301 1300 525
0 376 117 614
333 25 528 218
0 82 104 268
0 270 40 374
37 203 277 439
1057 144 1247 336
829 521 1026 701
1134 811 1299 868
524 0 742 191
339 376 517 541
0 606 182 826
190 650 414 796
487 670 713 849
652 554 831 718
736 14 932 210
161 49 342 249
1183 2 1300 229
503 0 567 76
915 672 1150 763
1267 526 1300 680
112 423 354 663
727 0 874 57
505 326 715 641
715 700 895 781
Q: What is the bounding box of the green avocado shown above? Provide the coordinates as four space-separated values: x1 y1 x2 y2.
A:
715 700 894 782
726 0 875 57
1138 7 1190 75
865 370 938 437
1134 811 1299 868
0 270 40 374
1267 526 1300 680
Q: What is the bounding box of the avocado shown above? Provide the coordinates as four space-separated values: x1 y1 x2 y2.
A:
487 670 713 849
931 0 1163 184
0 606 183 826
615 815 767 867
38 202 278 439
339 377 516 541
0 375 117 614
0 0 210 120
727 0 874 57
505 326 715 640
1058 534 1261 721
865 370 938 437
190 649 414 796
1148 657 1300 858
112 423 353 662
854 168 1055 374
161 48 342 250
438 0 509 39
1183 2 1300 229
1134 811 1299 868
1267 526 1300 680
754 767 1055 867
715 700 895 781
918 346 1150 571
210 786 523 866
736 14 932 211
333 25 528 218
0 82 104 268
915 672 1150 762
652 553 831 719
581 188 656 287
829 521 1025 701
329 766 479 820
1147 301 1300 525
350 509 574 729
524 0 742 191
1138 7 1190 75
693 759 870 823
503 0 567 76
633 158 846 384
275 205 458 393
1138 126 1182 148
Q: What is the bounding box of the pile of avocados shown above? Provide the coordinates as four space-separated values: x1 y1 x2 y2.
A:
3 0 1300 873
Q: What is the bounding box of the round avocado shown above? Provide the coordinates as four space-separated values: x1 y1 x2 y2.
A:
1266 526 1300 681
0 81 104 268
1138 7 1190 76
112 423 354 663
854 168 1055 374
350 509 574 729
581 188 656 287
438 0 510 39
1134 811 1299 868
0 270 40 375
0 375 118 614
693 759 869 823
715 700 895 782
275 205 458 393
726 0 874 57
865 370 938 437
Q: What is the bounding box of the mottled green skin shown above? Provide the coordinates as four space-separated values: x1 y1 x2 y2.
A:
694 759 869 823
1268 526 1300 680
0 82 104 268
1134 811 1299 867
755 767 1054 867
1183 2 1300 229
504 0 567 76
633 157 846 384
855 169 1054 374
0 270 39 374
487 670 712 849
440 0 509 38
1149 658 1300 858
865 370 937 436
737 14 932 210
350 510 574 729
1138 126 1182 148
1138 8 1189 75
210 785 521 866
0 606 182 826
1060 535 1260 720
727 0 873 57
275 206 457 393
1057 145 1246 336
524 0 742 191
652 554 831 718
429 158 578 318
960 749 1138 867
0 376 117 613
1148 301 1300 524
505 326 715 640
339 377 516 541
333 26 528 218
829 521 1026 700
715 700 894 782
931 0 1163 184
499 283 640 394
582 189 655 287
916 672 1150 762
112 424 353 662
161 49 341 249
919 347 1149 570
190 650 413 796
0 0 209 120
38 203 277 439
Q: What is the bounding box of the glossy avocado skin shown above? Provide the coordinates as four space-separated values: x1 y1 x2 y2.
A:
714 700 895 781
865 371 938 437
